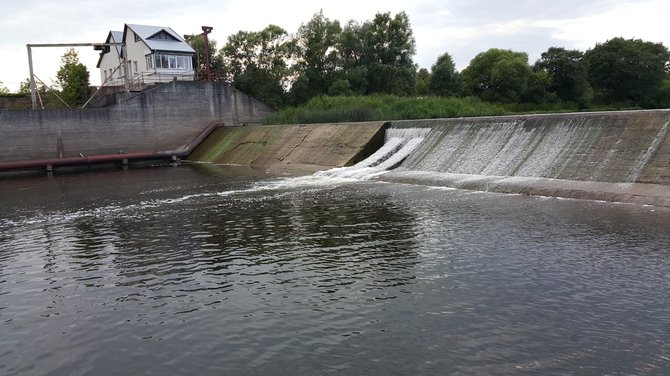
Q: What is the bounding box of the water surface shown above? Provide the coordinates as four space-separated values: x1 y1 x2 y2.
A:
1 166 669 375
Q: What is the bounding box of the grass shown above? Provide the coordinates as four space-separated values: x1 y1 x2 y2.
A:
265 95 506 124
265 95 652 125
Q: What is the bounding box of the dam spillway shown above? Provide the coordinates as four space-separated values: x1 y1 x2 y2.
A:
189 110 670 207
378 111 670 206
388 111 670 185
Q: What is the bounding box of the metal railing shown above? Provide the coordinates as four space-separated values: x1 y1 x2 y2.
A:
127 72 196 91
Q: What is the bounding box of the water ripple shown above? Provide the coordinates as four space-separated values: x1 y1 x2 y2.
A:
1 168 669 375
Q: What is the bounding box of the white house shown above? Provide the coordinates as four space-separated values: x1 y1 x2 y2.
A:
96 24 196 88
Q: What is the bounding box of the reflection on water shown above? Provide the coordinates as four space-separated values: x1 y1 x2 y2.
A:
1 166 669 375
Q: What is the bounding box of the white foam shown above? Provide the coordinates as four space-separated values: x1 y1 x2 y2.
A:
316 128 428 181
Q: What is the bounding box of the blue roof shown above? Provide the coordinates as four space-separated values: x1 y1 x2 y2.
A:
96 30 124 68
125 24 195 54
109 31 123 55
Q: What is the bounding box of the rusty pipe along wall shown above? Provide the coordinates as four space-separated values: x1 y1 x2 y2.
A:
0 81 274 170
0 120 224 171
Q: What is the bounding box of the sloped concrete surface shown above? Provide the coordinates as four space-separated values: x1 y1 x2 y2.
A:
188 122 387 174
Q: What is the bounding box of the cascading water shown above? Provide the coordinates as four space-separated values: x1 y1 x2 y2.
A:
389 113 670 184
627 120 669 182
316 128 430 180
270 111 669 206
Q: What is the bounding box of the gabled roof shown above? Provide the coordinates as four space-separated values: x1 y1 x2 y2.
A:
109 31 124 54
125 24 195 54
96 30 123 68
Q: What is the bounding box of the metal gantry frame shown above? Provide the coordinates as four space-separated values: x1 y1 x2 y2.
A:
201 26 213 81
27 26 212 110
26 42 124 109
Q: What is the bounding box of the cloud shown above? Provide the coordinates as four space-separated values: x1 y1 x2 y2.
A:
1 0 669 91
541 1 670 49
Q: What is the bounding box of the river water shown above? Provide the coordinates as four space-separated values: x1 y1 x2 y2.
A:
1 165 669 375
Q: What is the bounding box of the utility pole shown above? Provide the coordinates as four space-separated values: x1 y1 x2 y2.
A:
201 26 213 81
26 45 37 109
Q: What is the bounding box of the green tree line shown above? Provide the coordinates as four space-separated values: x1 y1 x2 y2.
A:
196 10 670 111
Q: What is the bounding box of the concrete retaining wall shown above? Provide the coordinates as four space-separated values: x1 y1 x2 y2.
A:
188 122 387 174
0 81 273 163
190 111 670 206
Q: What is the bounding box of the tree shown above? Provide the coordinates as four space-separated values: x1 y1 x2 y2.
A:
429 52 461 96
521 70 557 105
186 34 225 79
18 77 48 94
56 48 90 106
291 10 342 103
533 47 592 108
462 48 533 103
328 79 354 96
220 25 295 108
655 77 670 108
339 12 417 95
0 81 9 94
415 68 431 95
584 37 670 107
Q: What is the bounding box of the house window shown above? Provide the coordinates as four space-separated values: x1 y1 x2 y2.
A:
134 33 141 43
146 55 154 69
133 61 138 74
151 53 193 70
104 70 108 80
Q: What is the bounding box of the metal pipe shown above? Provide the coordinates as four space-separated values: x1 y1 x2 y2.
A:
0 120 225 172
27 43 124 48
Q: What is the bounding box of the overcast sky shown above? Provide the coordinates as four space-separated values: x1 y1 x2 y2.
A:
1 0 669 91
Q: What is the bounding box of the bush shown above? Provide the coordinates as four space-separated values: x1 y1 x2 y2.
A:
265 95 506 124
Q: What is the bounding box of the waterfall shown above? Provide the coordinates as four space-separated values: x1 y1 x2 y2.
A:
316 128 429 180
391 113 670 184
627 120 669 182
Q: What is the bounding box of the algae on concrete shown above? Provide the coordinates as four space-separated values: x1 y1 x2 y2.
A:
188 122 387 174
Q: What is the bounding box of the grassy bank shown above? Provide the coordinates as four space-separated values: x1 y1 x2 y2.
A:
265 95 507 124
264 95 649 125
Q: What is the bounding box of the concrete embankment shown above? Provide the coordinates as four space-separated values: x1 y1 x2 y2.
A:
187 122 387 174
0 81 273 172
189 110 670 206
380 110 670 207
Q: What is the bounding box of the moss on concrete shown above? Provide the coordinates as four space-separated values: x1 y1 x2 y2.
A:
188 122 387 173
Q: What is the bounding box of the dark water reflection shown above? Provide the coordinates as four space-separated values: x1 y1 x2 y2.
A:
1 166 669 375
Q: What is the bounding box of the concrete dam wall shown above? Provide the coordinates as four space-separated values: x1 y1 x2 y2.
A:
0 81 273 166
188 122 386 174
190 110 670 206
389 111 670 185
380 110 670 206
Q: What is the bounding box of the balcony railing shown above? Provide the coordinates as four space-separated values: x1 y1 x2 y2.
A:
127 71 196 91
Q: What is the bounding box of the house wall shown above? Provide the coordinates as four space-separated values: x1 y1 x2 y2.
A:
124 28 150 78
98 49 123 86
121 27 195 85
0 81 274 163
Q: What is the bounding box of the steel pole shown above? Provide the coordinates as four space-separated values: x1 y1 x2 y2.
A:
202 26 213 81
27 45 37 109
